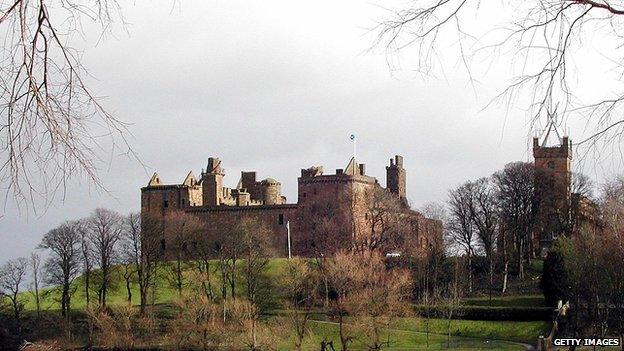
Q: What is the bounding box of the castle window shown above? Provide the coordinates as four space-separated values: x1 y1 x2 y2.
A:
160 239 166 251
302 193 306 198
278 213 284 225
547 161 556 169
164 200 169 208
313 188 317 195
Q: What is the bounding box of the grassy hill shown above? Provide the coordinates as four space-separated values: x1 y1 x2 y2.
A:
12 258 550 348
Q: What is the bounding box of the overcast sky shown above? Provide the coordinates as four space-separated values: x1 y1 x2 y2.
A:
1 0 620 265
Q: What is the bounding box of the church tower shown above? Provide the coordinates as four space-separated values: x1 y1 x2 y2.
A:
202 157 225 206
533 136 572 255
386 155 406 202
533 136 572 195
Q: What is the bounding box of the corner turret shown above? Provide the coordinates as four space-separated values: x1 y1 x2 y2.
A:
386 155 406 202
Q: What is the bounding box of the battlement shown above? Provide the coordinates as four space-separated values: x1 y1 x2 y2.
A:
532 137 572 159
141 157 286 213
298 158 377 187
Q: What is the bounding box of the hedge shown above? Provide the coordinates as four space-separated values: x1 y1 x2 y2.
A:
413 304 554 321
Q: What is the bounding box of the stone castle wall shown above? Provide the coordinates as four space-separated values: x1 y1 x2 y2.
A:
141 155 441 259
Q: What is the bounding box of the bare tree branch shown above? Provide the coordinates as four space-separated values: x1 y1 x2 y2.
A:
374 0 624 156
0 0 135 214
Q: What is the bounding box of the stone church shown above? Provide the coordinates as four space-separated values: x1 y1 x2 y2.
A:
141 155 442 257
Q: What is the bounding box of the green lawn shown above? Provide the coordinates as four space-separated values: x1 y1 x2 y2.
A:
392 317 549 344
283 320 527 350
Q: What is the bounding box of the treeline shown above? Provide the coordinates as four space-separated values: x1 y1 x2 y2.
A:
444 161 592 299
0 198 465 350
541 177 624 340
444 161 624 339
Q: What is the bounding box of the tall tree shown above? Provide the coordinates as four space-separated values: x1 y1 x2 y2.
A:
136 214 162 314
164 211 204 298
326 251 412 351
239 219 276 349
568 172 595 235
467 178 499 304
0 257 28 330
29 252 42 318
447 183 476 293
39 221 82 317
355 186 405 253
120 212 142 305
280 258 319 351
88 208 123 308
493 162 538 280
77 219 94 307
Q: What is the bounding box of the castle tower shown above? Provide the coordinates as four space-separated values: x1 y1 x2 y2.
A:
533 136 572 194
533 136 572 254
202 157 225 206
386 155 406 202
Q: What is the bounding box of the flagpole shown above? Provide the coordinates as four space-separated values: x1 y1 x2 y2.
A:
351 134 356 160
286 221 291 259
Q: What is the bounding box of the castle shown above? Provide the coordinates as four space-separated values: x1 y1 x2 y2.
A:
141 155 442 257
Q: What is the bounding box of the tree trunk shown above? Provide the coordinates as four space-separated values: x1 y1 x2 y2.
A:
126 276 132 303
502 261 509 293
177 259 183 297
34 283 40 319
251 317 258 350
61 283 70 317
488 252 493 306
518 237 524 280
338 313 348 351
138 264 147 315
84 269 90 307
467 249 473 294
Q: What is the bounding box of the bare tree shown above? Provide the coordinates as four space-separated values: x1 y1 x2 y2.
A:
374 0 624 151
88 208 123 308
164 211 204 298
39 221 81 317
280 258 319 351
569 172 595 234
442 259 462 348
120 212 140 305
325 251 358 351
0 0 133 212
238 219 277 349
0 257 28 328
76 219 94 307
189 228 216 301
447 183 476 293
136 213 162 315
326 251 412 351
29 251 42 318
493 162 538 281
466 178 499 304
354 187 405 254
